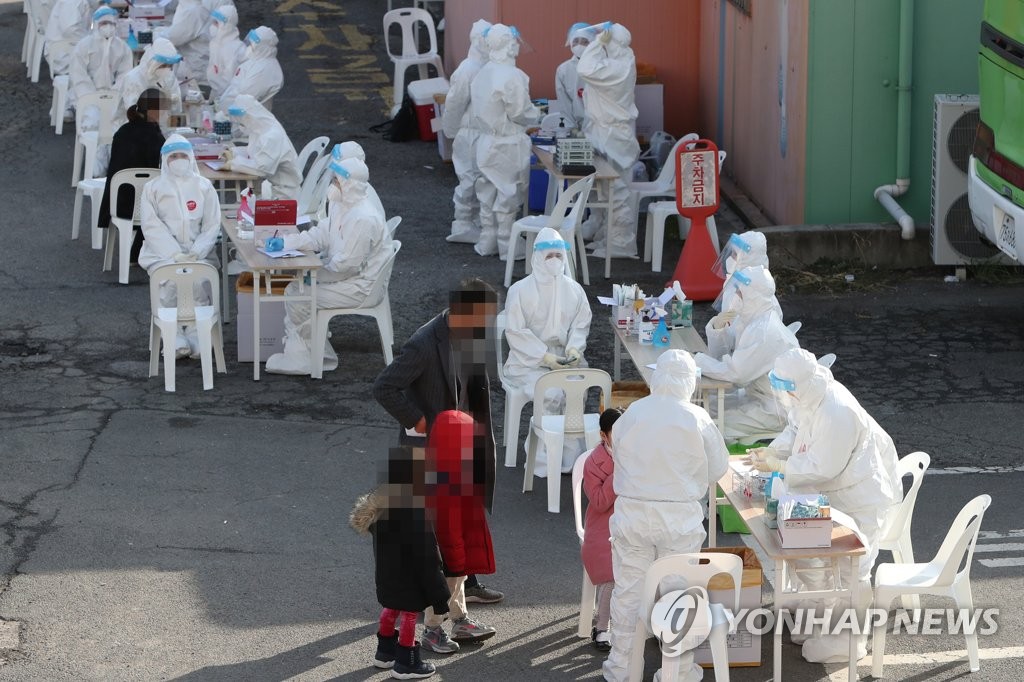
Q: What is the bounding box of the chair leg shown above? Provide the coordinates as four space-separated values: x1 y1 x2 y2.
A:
374 312 391 364
652 211 666 273
118 223 133 284
390 65 406 118
544 432 564 513
578 572 596 638
197 323 214 390
212 321 226 373
709 624 730 682
311 314 326 380
643 210 654 263
103 223 116 271
71 139 82 187
576 229 590 286
90 198 104 250
71 188 83 240
954 580 980 672
149 324 161 377
522 429 537 492
503 398 521 468
871 592 893 679
163 337 176 392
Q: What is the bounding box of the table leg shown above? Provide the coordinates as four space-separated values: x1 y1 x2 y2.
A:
717 387 726 435
774 558 785 682
308 270 318 379
848 555 860 680
220 233 231 324
604 180 613 279
613 332 621 381
708 487 717 548
252 270 261 381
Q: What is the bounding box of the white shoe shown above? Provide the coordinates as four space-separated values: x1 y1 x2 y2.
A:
174 333 190 360
265 350 311 375
185 326 202 359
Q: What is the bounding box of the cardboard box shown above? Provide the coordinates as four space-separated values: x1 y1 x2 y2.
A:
235 272 287 362
604 381 650 411
634 83 664 145
694 546 763 668
777 518 833 549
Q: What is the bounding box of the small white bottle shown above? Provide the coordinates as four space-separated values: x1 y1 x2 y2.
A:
639 315 654 345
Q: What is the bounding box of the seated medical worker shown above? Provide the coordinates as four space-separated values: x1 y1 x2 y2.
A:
69 7 134 127
222 95 302 200
217 26 284 112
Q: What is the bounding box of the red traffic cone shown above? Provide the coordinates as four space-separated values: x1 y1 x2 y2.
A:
668 215 725 301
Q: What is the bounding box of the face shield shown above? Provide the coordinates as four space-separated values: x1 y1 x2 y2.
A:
712 233 754 279
534 238 570 277
768 369 797 418
711 268 750 313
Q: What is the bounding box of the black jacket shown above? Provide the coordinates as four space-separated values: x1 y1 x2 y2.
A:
372 312 497 511
350 490 451 614
98 119 165 228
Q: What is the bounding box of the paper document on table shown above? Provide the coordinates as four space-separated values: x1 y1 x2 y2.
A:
258 248 305 258
646 363 658 370
157 0 172 6
536 144 556 154
204 160 226 171
597 296 617 306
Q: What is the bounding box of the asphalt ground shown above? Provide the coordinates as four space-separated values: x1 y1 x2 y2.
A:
0 0 1023 679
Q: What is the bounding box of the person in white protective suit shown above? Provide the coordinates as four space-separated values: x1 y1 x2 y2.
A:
711 231 783 319
503 228 592 476
442 19 491 245
218 26 284 112
265 158 392 376
154 0 210 81
44 0 93 79
554 23 594 128
749 347 902 663
222 95 302 199
577 22 641 258
120 38 184 117
467 24 540 259
325 142 385 218
205 6 245 103
69 6 133 124
138 135 222 359
694 266 799 443
603 349 729 682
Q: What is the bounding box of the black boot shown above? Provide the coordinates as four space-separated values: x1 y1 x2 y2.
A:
391 641 435 679
374 632 399 669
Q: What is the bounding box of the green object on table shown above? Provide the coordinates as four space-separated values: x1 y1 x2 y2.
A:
716 484 750 534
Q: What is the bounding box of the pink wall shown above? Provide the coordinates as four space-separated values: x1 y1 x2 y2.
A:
444 0 704 136
698 0 808 224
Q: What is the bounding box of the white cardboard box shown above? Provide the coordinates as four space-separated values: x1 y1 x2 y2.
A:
634 83 664 145
694 547 763 668
235 274 287 363
777 518 833 549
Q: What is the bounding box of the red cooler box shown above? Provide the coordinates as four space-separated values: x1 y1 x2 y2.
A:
407 77 449 142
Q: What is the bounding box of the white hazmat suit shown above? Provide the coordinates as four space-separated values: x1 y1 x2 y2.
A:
577 23 641 258
139 135 222 358
265 158 392 376
758 348 901 662
218 26 284 111
44 0 91 76
225 95 302 200
695 266 799 442
503 228 592 476
327 142 385 218
120 38 184 116
69 8 133 119
155 0 210 81
712 231 784 318
442 19 490 245
467 24 540 259
604 349 729 682
205 5 245 102
554 23 594 127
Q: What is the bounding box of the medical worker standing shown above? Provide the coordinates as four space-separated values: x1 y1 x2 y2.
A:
154 0 210 81
554 23 594 127
503 228 592 476
603 349 729 682
695 266 799 442
265 158 391 376
205 5 245 103
752 347 901 663
442 19 491 245
138 135 222 359
577 22 641 259
69 7 133 125
218 26 284 112
467 24 540 259
223 95 302 200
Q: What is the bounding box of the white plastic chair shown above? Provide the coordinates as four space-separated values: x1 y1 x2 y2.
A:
637 130 676 179
628 553 741 682
297 153 333 218
71 89 119 187
21 0 34 65
571 448 598 638
104 168 159 284
877 451 931 611
643 205 721 273
148 262 226 392
522 368 611 513
26 0 47 83
311 240 401 379
626 133 699 227
872 494 992 679
50 74 69 134
382 8 445 118
505 174 594 288
495 311 532 469
296 135 330 181
386 216 401 238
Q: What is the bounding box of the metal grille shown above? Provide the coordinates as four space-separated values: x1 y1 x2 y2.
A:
947 109 980 174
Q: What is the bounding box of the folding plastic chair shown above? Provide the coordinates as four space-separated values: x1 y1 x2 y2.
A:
386 216 401 238
522 368 611 513
495 311 532 468
382 8 445 117
296 135 330 181
877 451 931 610
50 74 69 134
311 240 401 379
148 262 226 392
872 494 992 678
104 168 159 284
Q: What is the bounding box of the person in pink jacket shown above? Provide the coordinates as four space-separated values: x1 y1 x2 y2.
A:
581 408 623 651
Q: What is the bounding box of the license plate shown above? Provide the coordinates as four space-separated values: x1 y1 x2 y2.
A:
1000 214 1016 251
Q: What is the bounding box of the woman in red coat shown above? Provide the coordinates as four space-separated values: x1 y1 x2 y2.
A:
422 410 498 651
581 408 623 651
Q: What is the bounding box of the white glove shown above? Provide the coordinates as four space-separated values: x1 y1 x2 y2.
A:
187 251 202 261
282 233 304 251
597 26 612 44
221 147 235 162
173 252 191 262
541 353 562 369
564 347 581 367
753 453 782 473
711 309 738 330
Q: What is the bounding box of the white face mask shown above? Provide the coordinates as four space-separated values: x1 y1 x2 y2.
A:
168 158 191 177
540 256 564 277
571 43 586 58
327 184 343 204
99 23 116 39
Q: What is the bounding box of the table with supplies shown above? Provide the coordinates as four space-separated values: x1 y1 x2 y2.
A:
720 459 866 681
220 214 321 380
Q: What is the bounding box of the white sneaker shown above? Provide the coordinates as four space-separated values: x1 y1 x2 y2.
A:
174 333 190 360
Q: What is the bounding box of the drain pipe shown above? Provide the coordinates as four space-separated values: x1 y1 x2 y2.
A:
874 0 916 240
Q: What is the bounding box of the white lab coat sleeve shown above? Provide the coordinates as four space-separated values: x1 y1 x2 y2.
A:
160 12 201 47
283 222 327 252
697 324 781 385
189 182 222 257
325 216 376 278
705 321 734 359
702 420 730 489
769 424 797 455
69 42 94 99
566 288 592 352
504 76 539 127
576 45 625 87
235 136 282 178
140 186 186 259
442 67 471 139
783 410 861 489
504 288 549 366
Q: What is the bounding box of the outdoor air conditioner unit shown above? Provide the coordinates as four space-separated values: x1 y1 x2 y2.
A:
931 94 1010 265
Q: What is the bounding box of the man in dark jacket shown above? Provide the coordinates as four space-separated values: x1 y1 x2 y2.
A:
373 278 504 655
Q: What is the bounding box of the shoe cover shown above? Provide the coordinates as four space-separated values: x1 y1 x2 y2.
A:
226 259 246 275
265 350 311 375
447 221 482 244
474 237 498 257
651 657 704 682
801 633 867 664
580 217 601 241
322 338 339 372
174 332 190 360
185 325 201 360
